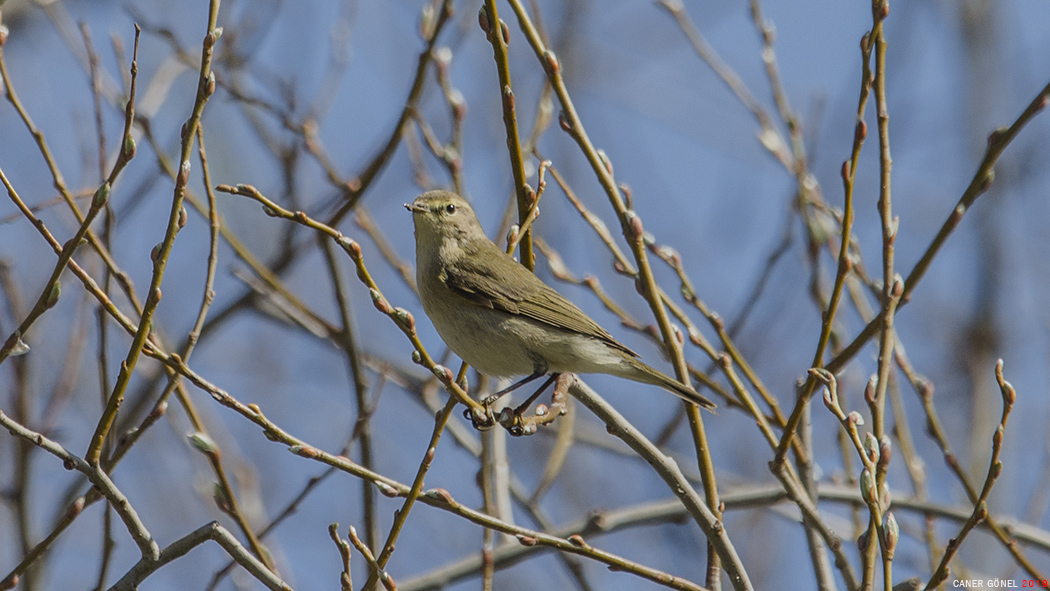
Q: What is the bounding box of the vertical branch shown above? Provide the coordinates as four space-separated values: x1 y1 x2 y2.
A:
479 423 498 591
866 0 897 585
86 4 221 465
870 0 894 444
480 1 534 270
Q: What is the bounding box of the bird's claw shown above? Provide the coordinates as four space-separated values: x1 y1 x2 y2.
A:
468 373 573 436
463 401 535 436
480 392 502 407
463 406 496 430
496 407 536 437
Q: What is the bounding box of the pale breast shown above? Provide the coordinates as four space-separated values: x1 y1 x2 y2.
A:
417 260 530 377
416 246 629 380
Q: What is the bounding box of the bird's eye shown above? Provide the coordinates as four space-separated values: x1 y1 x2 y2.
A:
444 203 456 215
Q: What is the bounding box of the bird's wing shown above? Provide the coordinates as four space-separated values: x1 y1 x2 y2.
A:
442 241 638 357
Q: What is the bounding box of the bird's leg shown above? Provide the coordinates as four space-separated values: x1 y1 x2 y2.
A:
498 373 560 436
468 370 546 430
480 370 546 407
512 373 558 417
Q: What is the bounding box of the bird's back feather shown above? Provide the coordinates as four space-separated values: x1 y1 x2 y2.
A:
442 238 638 358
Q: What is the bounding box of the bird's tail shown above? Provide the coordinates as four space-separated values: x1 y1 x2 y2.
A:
621 358 717 411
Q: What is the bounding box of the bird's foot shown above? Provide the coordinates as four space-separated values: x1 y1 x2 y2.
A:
480 370 546 407
496 373 572 436
463 406 496 430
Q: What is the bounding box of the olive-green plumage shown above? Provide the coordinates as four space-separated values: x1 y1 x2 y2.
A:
406 190 715 411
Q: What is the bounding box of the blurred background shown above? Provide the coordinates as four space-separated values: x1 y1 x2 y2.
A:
1 0 1049 589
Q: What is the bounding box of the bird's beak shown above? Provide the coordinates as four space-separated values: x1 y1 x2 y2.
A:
404 202 426 214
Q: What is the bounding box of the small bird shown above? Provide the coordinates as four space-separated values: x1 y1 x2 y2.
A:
405 190 716 412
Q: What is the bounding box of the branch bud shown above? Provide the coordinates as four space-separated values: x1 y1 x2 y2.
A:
204 27 223 50
543 50 560 77
884 512 899 555
499 19 510 45
558 110 572 133
864 375 877 405
369 289 392 314
393 307 415 332
860 468 876 505
205 72 216 97
623 210 644 241
123 135 137 161
878 435 893 470
597 149 614 177
176 161 191 187
865 432 880 465
92 182 111 208
45 282 61 310
188 432 219 455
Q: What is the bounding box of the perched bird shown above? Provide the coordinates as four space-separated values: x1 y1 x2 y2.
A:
405 190 716 411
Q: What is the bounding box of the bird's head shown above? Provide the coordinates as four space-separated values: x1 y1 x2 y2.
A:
404 190 485 247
